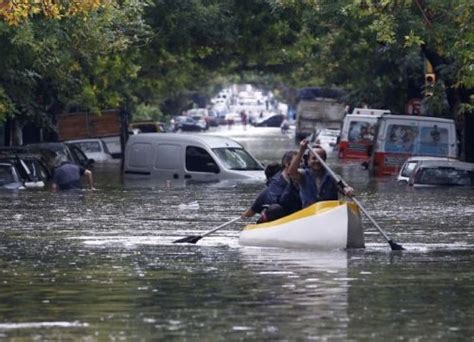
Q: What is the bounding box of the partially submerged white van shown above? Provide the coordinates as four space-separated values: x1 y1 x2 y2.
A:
338 108 390 159
123 133 265 182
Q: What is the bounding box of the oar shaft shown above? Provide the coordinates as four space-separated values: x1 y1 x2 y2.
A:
306 146 404 250
201 216 240 238
350 196 391 241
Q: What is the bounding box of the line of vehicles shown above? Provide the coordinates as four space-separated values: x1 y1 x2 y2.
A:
1 82 472 190
3 108 471 190
308 107 470 187
291 88 471 186
121 106 471 188
0 142 94 190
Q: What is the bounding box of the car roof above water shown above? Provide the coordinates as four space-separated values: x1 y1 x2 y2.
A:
403 156 454 163
415 159 474 170
127 133 244 149
379 114 455 124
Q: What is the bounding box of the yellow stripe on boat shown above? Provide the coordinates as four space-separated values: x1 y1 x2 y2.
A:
239 200 365 249
244 200 355 230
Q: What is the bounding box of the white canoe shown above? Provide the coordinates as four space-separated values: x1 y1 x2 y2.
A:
239 200 365 250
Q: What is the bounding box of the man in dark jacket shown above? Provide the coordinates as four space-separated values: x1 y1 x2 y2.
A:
51 155 95 192
242 151 301 222
289 139 353 208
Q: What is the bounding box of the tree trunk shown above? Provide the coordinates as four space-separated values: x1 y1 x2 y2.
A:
13 120 23 146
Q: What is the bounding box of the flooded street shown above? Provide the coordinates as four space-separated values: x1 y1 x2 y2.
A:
1 127 473 340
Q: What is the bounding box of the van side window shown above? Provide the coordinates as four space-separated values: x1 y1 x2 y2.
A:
385 124 418 153
348 121 375 142
418 126 449 156
185 146 219 173
129 143 152 167
155 144 181 170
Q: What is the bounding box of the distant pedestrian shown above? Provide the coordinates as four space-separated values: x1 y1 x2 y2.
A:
240 110 248 130
51 155 95 192
280 118 289 134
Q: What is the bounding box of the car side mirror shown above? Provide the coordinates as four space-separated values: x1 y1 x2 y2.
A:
87 159 95 166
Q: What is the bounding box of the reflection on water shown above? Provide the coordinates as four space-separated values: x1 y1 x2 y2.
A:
1 126 473 340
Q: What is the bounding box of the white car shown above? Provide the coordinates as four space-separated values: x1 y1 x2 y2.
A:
408 159 474 187
66 138 113 162
396 156 454 183
309 128 341 150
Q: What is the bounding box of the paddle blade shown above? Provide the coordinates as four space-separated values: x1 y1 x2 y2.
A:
388 240 405 251
173 235 202 244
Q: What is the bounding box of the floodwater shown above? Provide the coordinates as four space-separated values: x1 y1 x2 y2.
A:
1 126 473 341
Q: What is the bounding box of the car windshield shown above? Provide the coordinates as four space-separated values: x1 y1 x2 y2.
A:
0 164 17 185
415 167 474 186
401 161 418 177
212 148 263 171
73 141 101 153
321 129 340 137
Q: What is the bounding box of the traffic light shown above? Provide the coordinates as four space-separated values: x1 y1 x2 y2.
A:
424 73 436 97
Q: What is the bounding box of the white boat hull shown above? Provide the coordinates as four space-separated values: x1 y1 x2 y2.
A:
239 201 365 250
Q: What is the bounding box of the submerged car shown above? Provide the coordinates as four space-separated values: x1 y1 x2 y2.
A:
396 156 454 183
0 147 52 189
253 113 285 127
123 133 265 182
171 116 207 132
409 159 474 187
187 108 216 128
309 128 341 150
66 138 113 162
26 142 94 171
0 162 24 190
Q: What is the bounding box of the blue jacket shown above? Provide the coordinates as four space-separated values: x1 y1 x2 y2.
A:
53 162 84 190
251 171 301 214
299 168 338 208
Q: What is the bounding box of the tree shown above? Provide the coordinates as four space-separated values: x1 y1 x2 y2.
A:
0 1 150 142
270 0 473 116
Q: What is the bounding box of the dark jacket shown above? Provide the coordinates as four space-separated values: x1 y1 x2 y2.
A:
251 171 301 215
53 162 84 190
299 168 338 208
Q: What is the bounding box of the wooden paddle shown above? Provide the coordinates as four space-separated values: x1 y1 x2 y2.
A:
173 216 241 244
307 146 405 251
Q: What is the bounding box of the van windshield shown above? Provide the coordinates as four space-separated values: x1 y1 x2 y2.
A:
348 120 376 142
212 148 263 171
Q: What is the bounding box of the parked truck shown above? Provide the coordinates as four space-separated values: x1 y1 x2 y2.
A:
294 87 346 142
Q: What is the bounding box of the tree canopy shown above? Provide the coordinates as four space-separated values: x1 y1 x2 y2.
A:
0 0 472 134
